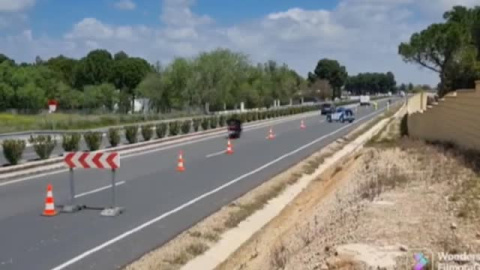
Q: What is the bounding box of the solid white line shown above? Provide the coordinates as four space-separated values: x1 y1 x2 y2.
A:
206 150 226 158
74 181 126 199
51 107 387 270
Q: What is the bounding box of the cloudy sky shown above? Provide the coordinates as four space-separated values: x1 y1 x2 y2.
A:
0 0 478 85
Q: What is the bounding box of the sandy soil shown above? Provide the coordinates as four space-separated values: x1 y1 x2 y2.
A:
217 119 480 270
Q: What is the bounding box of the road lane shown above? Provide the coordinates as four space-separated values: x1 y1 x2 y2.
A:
0 99 398 270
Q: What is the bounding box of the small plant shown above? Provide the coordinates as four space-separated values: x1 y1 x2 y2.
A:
400 113 409 137
29 135 57 160
169 121 181 136
210 116 218 129
107 128 121 147
125 126 138 144
2 139 26 165
185 242 208 256
62 133 81 152
83 132 103 151
141 124 154 141
193 118 201 132
181 120 192 134
219 115 227 127
155 123 167 138
201 118 209 130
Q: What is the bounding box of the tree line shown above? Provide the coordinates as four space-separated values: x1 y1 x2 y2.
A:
0 46 404 114
0 49 305 113
307 59 397 99
399 5 480 96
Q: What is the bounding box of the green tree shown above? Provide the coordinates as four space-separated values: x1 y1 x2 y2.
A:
313 59 348 98
111 57 152 111
46 55 78 87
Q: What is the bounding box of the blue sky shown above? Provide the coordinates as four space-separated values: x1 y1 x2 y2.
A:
29 0 338 37
0 0 478 85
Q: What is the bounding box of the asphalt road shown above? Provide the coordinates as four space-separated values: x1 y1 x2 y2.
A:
0 99 400 270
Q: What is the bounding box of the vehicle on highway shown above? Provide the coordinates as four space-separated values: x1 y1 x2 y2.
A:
360 95 371 106
326 107 355 123
227 118 242 138
320 103 335 115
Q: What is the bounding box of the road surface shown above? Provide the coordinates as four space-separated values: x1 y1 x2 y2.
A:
0 99 398 270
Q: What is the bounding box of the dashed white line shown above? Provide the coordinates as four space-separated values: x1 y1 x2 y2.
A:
206 150 226 158
75 181 126 198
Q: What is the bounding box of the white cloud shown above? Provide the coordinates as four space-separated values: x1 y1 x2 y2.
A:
114 0 136 11
0 0 35 12
1 0 477 85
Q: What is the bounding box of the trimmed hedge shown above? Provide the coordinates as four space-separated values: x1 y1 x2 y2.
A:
84 131 103 151
201 118 209 131
156 123 167 138
210 116 218 129
181 120 192 134
141 124 154 141
2 139 26 165
169 121 181 136
193 118 201 132
30 135 57 160
125 126 139 144
108 128 121 147
62 133 81 152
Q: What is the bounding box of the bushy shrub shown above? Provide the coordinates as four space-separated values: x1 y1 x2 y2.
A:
239 113 247 123
192 118 201 132
84 131 103 151
252 112 258 121
62 133 81 152
219 115 226 127
400 113 409 137
29 135 57 160
2 139 26 165
156 123 168 138
201 118 209 130
141 124 154 141
169 121 181 136
210 117 218 129
107 128 121 147
181 120 192 134
125 126 138 144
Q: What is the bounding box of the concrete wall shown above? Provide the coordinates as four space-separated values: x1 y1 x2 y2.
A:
408 80 480 150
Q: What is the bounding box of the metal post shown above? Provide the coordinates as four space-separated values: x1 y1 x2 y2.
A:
100 168 124 217
62 168 81 213
111 169 116 208
70 168 75 205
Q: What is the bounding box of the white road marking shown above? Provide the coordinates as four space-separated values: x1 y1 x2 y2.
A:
75 181 126 198
206 150 226 158
51 107 388 270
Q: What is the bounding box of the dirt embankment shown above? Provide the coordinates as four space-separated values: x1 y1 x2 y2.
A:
217 117 480 270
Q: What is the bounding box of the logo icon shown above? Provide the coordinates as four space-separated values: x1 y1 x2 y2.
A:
414 253 429 270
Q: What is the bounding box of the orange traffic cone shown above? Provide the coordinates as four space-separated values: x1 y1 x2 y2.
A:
267 127 275 140
42 184 57 216
177 151 185 172
226 139 234 154
300 120 306 129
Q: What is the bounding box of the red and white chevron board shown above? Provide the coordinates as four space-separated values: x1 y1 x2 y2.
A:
64 152 120 169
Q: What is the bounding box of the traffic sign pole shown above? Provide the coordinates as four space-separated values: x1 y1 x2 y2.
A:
100 169 124 217
62 168 82 213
